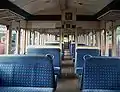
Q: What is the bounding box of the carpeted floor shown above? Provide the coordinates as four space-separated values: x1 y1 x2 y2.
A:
56 49 80 92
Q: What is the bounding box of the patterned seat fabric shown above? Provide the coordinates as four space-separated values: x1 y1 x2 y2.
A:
83 57 120 91
27 48 61 76
70 43 87 62
75 48 100 75
0 87 53 92
0 64 13 86
0 55 55 92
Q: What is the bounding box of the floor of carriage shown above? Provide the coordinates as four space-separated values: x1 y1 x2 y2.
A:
56 49 80 92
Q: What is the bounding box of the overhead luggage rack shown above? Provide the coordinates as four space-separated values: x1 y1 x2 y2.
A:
97 10 120 21
0 9 25 21
25 28 61 35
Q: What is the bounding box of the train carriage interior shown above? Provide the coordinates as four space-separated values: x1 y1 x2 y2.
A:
0 0 120 92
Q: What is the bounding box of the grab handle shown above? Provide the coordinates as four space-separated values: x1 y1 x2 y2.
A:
83 54 92 61
46 54 54 60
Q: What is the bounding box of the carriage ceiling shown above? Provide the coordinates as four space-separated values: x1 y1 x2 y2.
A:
0 0 120 21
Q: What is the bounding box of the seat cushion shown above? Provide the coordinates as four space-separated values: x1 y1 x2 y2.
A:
0 87 54 92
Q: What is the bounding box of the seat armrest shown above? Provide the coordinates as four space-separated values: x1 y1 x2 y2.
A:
75 67 83 76
54 67 61 76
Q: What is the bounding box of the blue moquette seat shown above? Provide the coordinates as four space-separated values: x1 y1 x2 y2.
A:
0 55 56 92
71 43 87 61
45 41 64 60
27 45 61 76
75 46 100 75
62 42 64 60
71 42 75 61
82 57 120 92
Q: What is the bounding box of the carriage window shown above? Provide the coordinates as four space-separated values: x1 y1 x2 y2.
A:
11 30 17 54
0 25 7 54
116 26 120 56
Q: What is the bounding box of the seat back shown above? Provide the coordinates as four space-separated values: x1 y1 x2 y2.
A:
83 57 120 91
62 43 64 60
71 43 75 59
27 46 61 68
0 55 55 88
45 42 64 60
71 43 87 59
75 46 100 75
69 43 72 56
27 46 61 76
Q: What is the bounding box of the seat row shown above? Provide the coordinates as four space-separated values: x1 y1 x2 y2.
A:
82 56 120 92
70 42 120 91
0 55 56 92
69 42 112 63
69 42 100 75
0 42 63 92
70 43 90 62
75 46 100 76
27 45 61 76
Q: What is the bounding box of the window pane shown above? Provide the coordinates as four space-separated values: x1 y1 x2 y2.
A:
116 26 120 56
20 29 25 54
11 30 17 54
0 25 7 54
